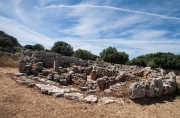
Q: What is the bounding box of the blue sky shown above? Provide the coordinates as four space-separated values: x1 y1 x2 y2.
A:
0 0 180 59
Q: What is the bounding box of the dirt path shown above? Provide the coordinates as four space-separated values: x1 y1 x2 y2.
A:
0 67 180 118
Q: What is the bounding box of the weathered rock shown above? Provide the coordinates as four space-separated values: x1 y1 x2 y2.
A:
105 99 115 104
129 82 145 99
60 79 67 86
65 74 71 85
80 87 88 91
148 78 163 97
42 70 52 76
91 70 97 80
53 92 64 98
165 78 176 94
35 84 65 95
162 83 172 95
54 59 59 72
16 78 35 85
64 93 84 100
37 62 43 71
88 89 97 94
14 73 26 77
101 97 115 104
83 95 98 103
104 89 112 96
19 60 26 72
54 74 60 83
24 65 31 75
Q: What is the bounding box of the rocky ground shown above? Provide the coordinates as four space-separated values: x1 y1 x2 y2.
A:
1 67 180 118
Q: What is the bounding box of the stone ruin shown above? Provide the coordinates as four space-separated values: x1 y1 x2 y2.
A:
14 51 177 104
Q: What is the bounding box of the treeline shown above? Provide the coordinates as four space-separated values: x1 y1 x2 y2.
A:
0 31 22 52
127 52 180 70
1 30 180 70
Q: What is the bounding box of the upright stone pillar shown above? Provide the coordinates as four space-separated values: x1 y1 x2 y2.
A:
91 70 97 80
54 59 59 72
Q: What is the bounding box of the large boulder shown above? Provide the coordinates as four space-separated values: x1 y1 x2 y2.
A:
148 78 163 97
129 82 145 99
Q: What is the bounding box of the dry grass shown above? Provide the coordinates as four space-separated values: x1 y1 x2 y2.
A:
0 52 23 68
0 67 180 118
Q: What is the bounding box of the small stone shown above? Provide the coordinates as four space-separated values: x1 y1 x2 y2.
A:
83 95 98 104
105 100 115 104
104 89 112 96
60 79 67 86
80 87 88 91
14 73 26 77
88 89 97 94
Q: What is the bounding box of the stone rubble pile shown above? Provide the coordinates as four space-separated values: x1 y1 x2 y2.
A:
14 50 177 104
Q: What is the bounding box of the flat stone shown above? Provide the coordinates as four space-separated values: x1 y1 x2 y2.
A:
80 87 88 91
54 92 64 98
14 73 26 77
83 95 98 104
88 89 97 94
64 93 84 100
105 100 115 104
101 97 115 104
35 84 65 95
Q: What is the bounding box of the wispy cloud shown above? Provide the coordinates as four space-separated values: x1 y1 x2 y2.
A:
43 4 180 21
0 0 180 59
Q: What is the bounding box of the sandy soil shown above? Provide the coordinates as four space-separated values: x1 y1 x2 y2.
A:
0 67 180 118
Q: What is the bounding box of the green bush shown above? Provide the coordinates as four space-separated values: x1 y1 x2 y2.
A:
100 47 129 64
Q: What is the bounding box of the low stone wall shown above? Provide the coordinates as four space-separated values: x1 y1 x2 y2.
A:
32 51 88 67
17 51 178 102
129 72 176 99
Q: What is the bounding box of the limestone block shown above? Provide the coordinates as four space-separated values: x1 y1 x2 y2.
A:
91 70 97 80
129 82 145 99
19 60 26 72
64 93 84 100
83 95 98 103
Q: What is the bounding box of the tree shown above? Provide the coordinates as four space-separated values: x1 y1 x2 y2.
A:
0 31 22 53
33 44 45 51
51 41 73 56
73 49 97 60
100 47 129 64
24 44 34 50
129 52 180 69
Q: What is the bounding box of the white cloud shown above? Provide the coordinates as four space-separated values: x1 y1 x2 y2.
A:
43 4 180 21
0 1 180 59
0 16 54 48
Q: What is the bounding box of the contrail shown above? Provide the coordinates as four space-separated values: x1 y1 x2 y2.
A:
43 4 180 21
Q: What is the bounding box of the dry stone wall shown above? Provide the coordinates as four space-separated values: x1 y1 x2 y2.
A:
15 50 178 104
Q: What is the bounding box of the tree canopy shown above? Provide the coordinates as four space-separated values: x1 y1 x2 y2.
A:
127 52 180 69
100 47 129 64
0 31 22 53
0 31 21 48
73 49 97 60
51 41 73 56
24 44 46 51
33 44 45 51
